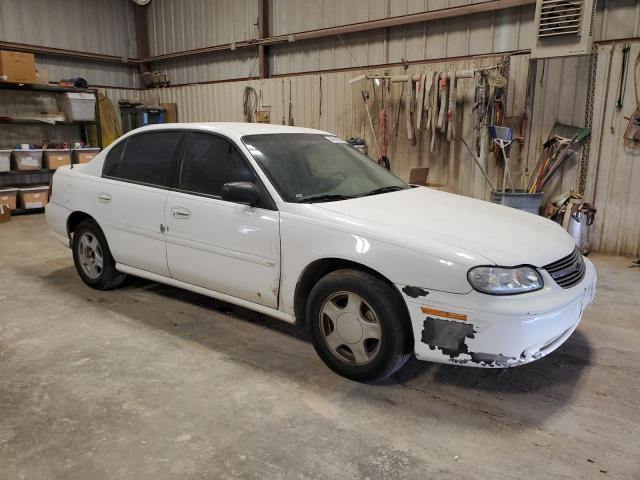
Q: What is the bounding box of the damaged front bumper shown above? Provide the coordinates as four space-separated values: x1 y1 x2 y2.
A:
399 257 597 368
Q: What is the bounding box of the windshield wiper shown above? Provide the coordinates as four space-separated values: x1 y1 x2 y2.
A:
298 194 352 203
361 186 406 197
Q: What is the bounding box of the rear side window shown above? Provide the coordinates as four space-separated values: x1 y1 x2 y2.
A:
102 140 125 177
104 131 182 187
179 133 255 197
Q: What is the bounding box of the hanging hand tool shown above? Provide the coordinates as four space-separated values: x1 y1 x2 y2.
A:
405 77 415 145
281 81 286 125
361 90 381 162
447 71 456 142
288 79 294 126
416 71 427 131
392 81 404 137
430 70 439 153
616 44 631 109
425 71 434 130
437 73 448 133
611 43 631 133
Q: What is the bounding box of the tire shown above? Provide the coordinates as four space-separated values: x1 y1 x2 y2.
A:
307 269 412 382
72 219 126 290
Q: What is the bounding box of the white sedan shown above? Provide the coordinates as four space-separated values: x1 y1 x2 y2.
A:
46 123 596 382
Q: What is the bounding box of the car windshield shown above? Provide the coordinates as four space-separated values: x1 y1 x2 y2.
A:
242 133 408 203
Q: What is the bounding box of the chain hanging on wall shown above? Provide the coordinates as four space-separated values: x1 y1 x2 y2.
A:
578 44 598 196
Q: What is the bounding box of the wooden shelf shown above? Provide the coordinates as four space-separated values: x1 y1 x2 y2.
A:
0 169 55 175
0 81 96 94
10 207 45 216
0 119 96 126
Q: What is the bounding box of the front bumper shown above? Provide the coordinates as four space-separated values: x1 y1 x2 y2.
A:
398 257 597 367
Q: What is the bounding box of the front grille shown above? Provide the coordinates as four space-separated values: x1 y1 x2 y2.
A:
543 247 586 289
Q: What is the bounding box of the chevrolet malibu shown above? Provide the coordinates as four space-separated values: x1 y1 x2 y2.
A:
46 123 596 382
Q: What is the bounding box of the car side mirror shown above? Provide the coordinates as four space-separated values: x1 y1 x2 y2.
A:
221 182 260 207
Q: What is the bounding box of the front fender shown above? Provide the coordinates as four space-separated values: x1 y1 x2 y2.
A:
278 211 489 316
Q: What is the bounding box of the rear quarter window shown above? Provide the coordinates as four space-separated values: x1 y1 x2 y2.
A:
103 131 183 187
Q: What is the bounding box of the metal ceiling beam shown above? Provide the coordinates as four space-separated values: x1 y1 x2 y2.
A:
258 0 270 78
133 3 152 75
0 40 142 65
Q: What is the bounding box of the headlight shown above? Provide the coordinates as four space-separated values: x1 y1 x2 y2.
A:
467 266 543 295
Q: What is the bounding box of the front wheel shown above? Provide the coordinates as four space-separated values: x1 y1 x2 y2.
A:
72 219 126 290
307 269 412 382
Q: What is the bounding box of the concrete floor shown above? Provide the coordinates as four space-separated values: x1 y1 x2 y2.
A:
1 215 639 479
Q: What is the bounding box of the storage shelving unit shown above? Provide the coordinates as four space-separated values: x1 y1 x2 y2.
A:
0 81 102 214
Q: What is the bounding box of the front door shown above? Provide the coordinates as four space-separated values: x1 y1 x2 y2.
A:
165 132 280 308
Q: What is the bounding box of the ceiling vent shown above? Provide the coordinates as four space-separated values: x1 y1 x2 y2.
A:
531 0 595 58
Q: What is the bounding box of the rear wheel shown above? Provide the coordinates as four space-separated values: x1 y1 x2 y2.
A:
308 269 412 382
72 219 126 290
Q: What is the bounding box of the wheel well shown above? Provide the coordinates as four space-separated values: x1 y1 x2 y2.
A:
67 211 93 235
293 258 410 328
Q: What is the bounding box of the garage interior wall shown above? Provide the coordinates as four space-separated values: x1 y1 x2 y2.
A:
3 0 639 257
0 0 140 88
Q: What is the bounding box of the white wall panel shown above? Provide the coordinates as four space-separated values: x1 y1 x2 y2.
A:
595 0 640 41
147 0 257 56
0 0 136 57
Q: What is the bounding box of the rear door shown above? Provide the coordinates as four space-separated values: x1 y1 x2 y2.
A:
98 130 184 276
165 131 280 308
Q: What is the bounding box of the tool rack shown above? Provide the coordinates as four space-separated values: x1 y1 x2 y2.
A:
0 81 102 214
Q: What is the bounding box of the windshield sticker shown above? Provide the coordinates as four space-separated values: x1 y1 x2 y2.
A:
325 136 347 144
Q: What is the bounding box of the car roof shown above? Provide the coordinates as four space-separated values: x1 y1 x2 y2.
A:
127 122 333 137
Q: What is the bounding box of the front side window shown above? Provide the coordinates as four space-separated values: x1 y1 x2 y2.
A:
179 132 256 197
242 133 408 202
103 131 182 187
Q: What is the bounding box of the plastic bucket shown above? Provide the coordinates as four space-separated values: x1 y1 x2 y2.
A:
490 189 543 215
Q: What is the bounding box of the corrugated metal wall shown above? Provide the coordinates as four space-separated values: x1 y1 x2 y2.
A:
0 0 139 88
143 0 640 83
584 41 640 257
524 56 590 202
268 1 534 75
157 49 259 85
35 56 140 89
147 0 257 55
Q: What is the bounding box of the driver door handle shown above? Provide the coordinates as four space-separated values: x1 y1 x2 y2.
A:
171 206 191 219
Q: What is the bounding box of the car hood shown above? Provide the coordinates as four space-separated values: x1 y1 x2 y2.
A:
315 186 575 267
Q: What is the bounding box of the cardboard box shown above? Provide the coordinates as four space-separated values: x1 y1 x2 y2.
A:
18 186 48 209
408 167 430 186
0 204 10 224
43 149 71 169
0 50 37 84
160 103 178 123
0 188 17 210
11 149 43 170
72 148 100 164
